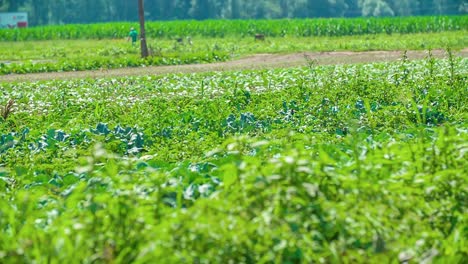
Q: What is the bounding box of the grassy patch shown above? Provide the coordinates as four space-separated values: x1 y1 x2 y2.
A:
0 31 466 74
1 55 467 262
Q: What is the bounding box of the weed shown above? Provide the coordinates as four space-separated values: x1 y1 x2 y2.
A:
0 99 14 120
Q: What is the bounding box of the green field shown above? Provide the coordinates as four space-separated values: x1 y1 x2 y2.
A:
1 16 466 41
0 16 467 74
1 17 468 263
1 31 467 75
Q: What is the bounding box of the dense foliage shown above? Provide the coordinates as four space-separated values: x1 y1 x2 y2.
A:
0 53 467 262
0 50 229 75
1 0 467 26
1 16 467 42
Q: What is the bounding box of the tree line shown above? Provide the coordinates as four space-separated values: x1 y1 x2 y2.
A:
0 0 467 26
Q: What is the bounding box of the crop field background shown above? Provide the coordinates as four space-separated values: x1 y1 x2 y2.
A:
1 16 467 41
0 16 467 263
0 16 467 74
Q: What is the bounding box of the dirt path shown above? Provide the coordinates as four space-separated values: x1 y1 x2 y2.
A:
1 49 467 82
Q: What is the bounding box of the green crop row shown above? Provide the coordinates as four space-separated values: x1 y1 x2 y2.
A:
0 54 467 262
0 51 229 75
1 31 467 76
1 16 466 41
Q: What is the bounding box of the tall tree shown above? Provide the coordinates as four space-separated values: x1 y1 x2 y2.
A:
115 0 138 21
49 0 67 24
1 0 466 26
150 1 176 20
191 0 217 19
359 0 394 16
389 0 418 16
174 0 192 19
432 0 465 15
231 0 241 18
7 0 27 12
344 0 360 17
30 0 50 25
328 0 349 17
279 0 290 17
307 0 333 17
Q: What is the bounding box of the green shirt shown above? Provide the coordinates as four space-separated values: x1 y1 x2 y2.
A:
129 30 138 42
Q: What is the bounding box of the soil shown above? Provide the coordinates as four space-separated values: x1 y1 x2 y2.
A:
1 49 467 82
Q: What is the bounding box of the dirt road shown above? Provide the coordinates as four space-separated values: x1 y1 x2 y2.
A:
1 49 466 82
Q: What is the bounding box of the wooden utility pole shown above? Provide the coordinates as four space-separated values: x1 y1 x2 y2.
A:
138 0 149 58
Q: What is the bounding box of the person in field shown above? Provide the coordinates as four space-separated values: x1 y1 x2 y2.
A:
128 27 138 46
